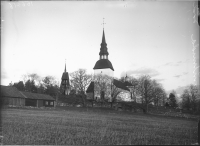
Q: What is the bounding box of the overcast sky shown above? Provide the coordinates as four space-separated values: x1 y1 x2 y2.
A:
1 1 199 93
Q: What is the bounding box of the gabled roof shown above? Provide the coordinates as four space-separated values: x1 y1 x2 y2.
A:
113 79 130 91
20 91 55 100
93 59 114 71
0 85 25 98
86 81 94 93
124 81 133 87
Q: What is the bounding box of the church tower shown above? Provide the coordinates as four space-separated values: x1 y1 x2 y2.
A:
92 27 114 101
60 62 70 95
93 29 114 77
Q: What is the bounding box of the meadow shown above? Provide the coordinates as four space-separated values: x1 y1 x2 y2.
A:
2 107 199 145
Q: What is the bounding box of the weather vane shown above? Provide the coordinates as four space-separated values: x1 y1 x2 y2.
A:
102 18 106 29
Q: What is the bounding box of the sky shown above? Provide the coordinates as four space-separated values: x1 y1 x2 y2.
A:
1 1 199 95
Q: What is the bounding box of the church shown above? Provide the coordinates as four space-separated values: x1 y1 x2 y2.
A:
86 28 135 102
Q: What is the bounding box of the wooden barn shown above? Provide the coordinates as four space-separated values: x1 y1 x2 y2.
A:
1 85 55 107
1 85 25 106
20 91 55 107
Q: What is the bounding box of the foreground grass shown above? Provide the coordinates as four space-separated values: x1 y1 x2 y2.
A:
2 107 198 145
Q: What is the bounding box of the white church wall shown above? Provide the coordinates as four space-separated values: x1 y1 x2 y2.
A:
117 90 132 101
94 68 113 77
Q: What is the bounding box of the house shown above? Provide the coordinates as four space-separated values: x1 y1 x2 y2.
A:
1 85 55 107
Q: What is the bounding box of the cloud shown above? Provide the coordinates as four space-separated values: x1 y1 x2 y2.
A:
163 62 173 66
174 75 181 78
183 72 188 75
162 61 183 67
155 78 165 82
121 67 160 78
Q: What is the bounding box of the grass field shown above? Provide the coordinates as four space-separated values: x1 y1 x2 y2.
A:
1 107 199 145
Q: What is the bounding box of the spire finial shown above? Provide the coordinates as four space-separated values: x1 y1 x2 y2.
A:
64 59 66 72
102 18 106 29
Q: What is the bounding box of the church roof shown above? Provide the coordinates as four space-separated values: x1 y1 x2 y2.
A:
93 59 114 71
113 79 130 91
61 72 69 80
86 79 131 94
86 81 94 93
61 63 69 80
124 81 133 87
99 29 109 56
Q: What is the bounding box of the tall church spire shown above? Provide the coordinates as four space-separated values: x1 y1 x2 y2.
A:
102 29 106 44
99 29 109 56
61 60 70 95
93 19 114 71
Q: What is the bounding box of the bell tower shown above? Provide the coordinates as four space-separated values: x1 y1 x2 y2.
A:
92 19 114 101
60 61 70 95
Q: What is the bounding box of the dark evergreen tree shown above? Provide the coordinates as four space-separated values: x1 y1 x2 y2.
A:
168 93 177 108
25 79 37 93
13 81 25 91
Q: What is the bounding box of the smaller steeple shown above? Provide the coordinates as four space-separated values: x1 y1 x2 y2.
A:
60 60 70 95
125 73 128 82
64 59 66 72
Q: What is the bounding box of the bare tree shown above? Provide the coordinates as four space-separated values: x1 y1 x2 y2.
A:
93 74 112 107
70 69 92 106
70 69 92 93
151 80 166 107
181 84 200 113
110 80 122 108
137 75 154 113
22 73 41 84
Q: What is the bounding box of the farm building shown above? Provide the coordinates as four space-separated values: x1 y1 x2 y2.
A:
1 85 25 106
20 91 55 107
1 85 55 107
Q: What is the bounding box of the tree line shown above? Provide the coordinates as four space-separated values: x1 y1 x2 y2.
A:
9 69 200 114
180 85 200 114
9 73 60 98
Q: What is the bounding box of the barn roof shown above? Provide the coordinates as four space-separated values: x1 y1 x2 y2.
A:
86 81 94 93
113 79 130 91
93 59 114 71
20 91 55 100
0 85 25 98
